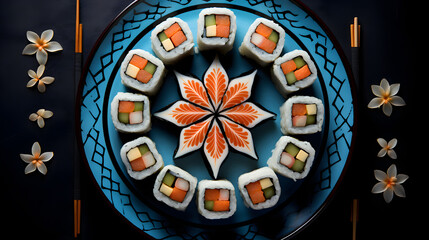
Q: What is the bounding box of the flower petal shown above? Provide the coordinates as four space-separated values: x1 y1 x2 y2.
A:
39 152 53 162
382 102 392 116
22 44 38 55
40 76 55 85
28 69 37 79
387 164 397 178
37 162 47 175
154 100 211 127
377 148 387 157
367 98 383 109
387 149 397 159
383 187 394 203
20 154 34 163
387 138 397 148
371 182 387 194
204 56 228 111
45 41 63 52
377 138 387 147
219 70 256 111
374 169 387 181
27 79 38 88
37 117 45 128
32 142 41 156
396 174 409 184
219 116 256 159
36 64 45 77
175 71 212 111
175 116 213 158
25 163 37 174
29 113 39 121
203 120 228 179
37 81 46 93
393 184 406 198
26 31 39 43
41 110 53 118
220 102 274 128
371 85 384 98
389 83 400 96
36 49 48 65
40 29 54 42
390 96 406 106
380 78 390 94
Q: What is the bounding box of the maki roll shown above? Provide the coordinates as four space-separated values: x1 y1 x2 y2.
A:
280 96 324 135
197 180 237 219
267 136 315 181
272 50 318 96
151 17 194 65
238 167 281 210
120 49 166 96
110 92 151 133
153 165 197 211
239 18 285 66
197 8 237 54
120 137 164 180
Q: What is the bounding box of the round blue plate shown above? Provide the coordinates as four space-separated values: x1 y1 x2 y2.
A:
77 0 356 239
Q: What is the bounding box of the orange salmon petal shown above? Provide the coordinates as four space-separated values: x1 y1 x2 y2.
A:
220 102 274 128
175 71 213 111
219 117 256 159
176 117 213 158
204 56 228 111
155 100 211 127
204 121 228 178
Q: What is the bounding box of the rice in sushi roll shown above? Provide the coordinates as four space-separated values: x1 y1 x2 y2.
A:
153 165 197 211
239 18 285 66
120 136 164 180
267 136 315 181
197 180 236 219
271 50 318 96
280 96 324 135
197 8 237 54
111 92 151 133
238 167 281 210
151 17 194 65
120 49 166 96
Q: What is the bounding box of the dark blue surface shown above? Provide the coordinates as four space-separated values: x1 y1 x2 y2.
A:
1 0 421 239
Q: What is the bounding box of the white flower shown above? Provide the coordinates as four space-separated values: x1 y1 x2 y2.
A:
29 109 53 128
19 142 54 175
27 65 55 93
377 138 397 159
371 164 408 203
22 29 63 65
368 78 406 116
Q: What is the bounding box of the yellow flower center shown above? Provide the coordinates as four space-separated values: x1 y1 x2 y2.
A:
382 93 392 104
384 176 397 189
36 39 48 50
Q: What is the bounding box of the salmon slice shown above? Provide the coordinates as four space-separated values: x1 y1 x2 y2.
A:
213 200 230 211
215 15 230 26
170 30 187 47
164 22 181 38
136 69 152 84
205 189 220 201
292 103 307 116
255 23 272 38
216 25 230 38
280 60 297 74
118 101 135 113
250 33 276 54
129 55 148 69
295 65 311 80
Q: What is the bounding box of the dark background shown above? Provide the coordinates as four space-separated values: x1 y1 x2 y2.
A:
0 0 422 239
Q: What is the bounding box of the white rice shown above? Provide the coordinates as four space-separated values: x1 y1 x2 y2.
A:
120 136 164 180
237 167 281 210
120 49 166 96
280 96 324 135
153 165 197 211
271 50 318 96
197 180 236 219
151 17 194 65
238 18 285 66
196 8 237 54
110 92 151 133
267 136 315 181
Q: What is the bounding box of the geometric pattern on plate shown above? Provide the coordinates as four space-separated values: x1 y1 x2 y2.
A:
155 56 274 178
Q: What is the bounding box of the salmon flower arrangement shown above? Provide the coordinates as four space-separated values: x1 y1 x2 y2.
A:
155 56 274 178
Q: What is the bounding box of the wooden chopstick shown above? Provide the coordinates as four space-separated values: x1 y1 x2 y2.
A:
351 199 359 240
350 17 360 47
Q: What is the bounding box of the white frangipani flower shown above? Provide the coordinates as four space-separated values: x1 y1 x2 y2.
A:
377 138 397 159
29 109 53 128
22 29 63 65
27 65 55 93
367 78 406 116
20 142 54 175
371 164 408 203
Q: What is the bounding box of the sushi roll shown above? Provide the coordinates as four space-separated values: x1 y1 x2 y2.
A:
197 180 237 219
280 96 324 135
267 136 315 181
110 92 151 133
120 136 164 180
238 167 281 210
153 165 197 211
120 49 166 96
197 8 237 54
239 18 285 66
151 17 194 65
272 50 318 96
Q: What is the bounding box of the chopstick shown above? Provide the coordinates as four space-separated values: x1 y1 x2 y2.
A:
74 0 82 238
350 17 360 47
351 199 359 240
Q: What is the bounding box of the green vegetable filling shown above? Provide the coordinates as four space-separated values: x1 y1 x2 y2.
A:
162 172 176 187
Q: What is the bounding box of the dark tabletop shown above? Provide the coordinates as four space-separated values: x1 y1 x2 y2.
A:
0 0 422 239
